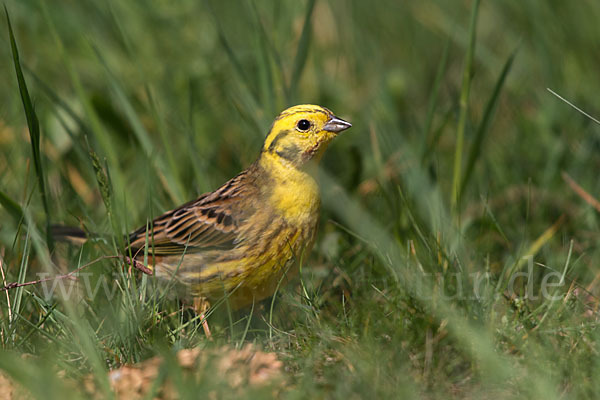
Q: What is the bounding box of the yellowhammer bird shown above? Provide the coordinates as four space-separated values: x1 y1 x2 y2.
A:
54 104 350 333
97 104 350 314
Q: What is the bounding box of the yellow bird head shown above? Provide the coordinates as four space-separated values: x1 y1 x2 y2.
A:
262 104 351 167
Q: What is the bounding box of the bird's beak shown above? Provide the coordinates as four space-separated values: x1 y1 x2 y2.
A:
323 116 352 133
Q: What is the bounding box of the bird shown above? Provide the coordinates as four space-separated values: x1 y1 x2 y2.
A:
55 104 351 332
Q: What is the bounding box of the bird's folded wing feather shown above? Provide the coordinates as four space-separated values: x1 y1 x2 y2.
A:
127 171 254 257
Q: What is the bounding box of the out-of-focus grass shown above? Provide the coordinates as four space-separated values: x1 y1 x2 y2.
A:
1 0 600 398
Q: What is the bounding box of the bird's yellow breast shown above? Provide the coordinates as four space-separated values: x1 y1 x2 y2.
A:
260 151 321 225
270 171 320 224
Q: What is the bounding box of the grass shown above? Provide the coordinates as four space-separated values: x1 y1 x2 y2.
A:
1 0 600 398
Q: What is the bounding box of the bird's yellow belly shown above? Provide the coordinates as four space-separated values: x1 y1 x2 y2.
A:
155 213 318 309
211 171 321 308
215 220 317 308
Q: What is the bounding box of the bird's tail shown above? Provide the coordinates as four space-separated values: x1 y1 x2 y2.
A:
50 225 89 245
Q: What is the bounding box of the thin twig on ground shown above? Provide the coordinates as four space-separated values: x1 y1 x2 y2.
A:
0 255 151 293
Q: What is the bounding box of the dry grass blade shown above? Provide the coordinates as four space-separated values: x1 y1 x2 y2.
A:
547 88 600 126
562 171 600 212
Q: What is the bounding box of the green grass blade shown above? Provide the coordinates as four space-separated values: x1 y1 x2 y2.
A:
87 141 122 250
206 0 252 93
204 1 263 131
319 168 558 397
25 67 98 171
451 0 480 213
249 0 289 106
5 7 52 248
421 38 450 162
460 48 517 197
0 189 24 224
88 148 112 222
145 86 185 199
255 17 277 114
24 66 92 137
289 0 316 102
92 47 153 154
92 44 184 204
8 229 31 342
39 0 126 199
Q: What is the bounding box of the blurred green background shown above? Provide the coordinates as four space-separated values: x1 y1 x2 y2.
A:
1 0 600 398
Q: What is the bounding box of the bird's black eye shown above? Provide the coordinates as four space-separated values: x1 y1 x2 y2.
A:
296 119 311 132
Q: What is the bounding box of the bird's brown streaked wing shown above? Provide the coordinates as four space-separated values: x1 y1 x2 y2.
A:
126 170 255 256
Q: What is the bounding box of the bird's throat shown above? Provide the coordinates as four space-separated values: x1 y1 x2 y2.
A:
258 151 321 223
